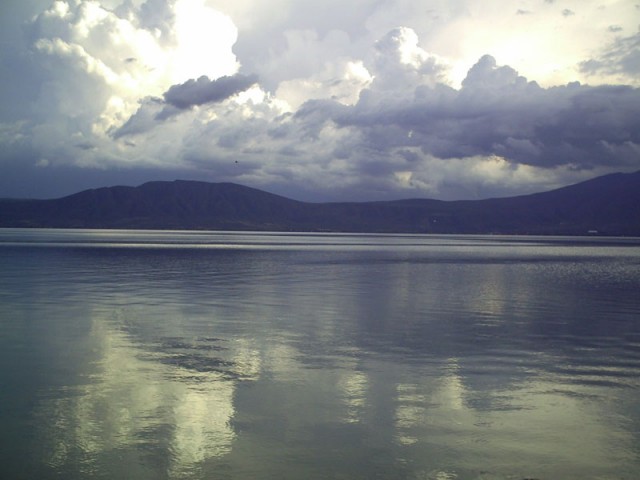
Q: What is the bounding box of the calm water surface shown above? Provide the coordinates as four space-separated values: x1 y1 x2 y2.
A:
1 229 639 479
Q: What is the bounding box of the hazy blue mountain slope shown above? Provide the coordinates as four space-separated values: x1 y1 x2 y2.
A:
1 171 639 235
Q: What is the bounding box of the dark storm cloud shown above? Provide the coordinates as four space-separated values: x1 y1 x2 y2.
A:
114 73 259 136
293 98 348 139
163 74 259 110
296 55 640 170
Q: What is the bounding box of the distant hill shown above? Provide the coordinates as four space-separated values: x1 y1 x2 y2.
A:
1 172 639 235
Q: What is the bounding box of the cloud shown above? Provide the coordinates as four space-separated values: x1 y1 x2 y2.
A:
302 50 640 178
163 74 259 110
112 97 165 138
275 59 372 110
371 27 448 90
461 54 527 89
12 0 242 158
132 0 176 44
114 74 259 134
20 18 640 200
2 1 640 202
580 31 640 81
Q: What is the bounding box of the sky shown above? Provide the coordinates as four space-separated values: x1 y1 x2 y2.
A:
0 0 639 201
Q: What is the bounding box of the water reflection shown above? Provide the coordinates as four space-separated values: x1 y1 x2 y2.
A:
386 356 638 479
338 370 369 424
1 231 639 479
31 310 239 479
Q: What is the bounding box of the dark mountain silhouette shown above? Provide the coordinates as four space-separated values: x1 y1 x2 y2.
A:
1 171 639 235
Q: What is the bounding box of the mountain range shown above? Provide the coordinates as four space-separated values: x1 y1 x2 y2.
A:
1 171 639 235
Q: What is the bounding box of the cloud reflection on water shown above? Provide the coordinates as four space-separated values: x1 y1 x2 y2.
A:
2 232 639 479
34 308 239 478
22 289 640 479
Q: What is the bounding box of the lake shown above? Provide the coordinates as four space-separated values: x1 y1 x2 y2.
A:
1 229 639 479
